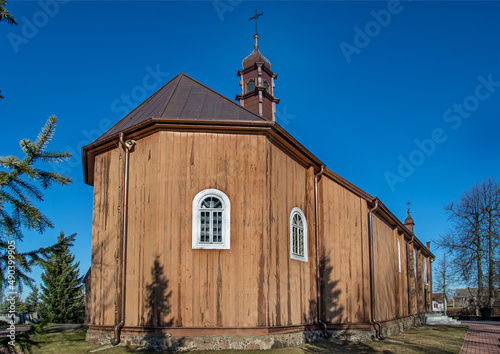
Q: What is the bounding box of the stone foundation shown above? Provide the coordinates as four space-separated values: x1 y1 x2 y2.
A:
86 317 422 351
86 330 322 351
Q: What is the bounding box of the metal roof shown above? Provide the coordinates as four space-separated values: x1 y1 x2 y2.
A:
96 73 266 142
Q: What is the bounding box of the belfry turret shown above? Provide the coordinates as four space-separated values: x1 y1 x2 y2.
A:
236 10 279 121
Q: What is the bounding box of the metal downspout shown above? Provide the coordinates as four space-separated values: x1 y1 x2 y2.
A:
314 165 328 337
368 198 384 340
408 235 415 327
112 133 136 346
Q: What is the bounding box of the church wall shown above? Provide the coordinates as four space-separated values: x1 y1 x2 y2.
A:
319 177 371 325
88 128 432 335
90 131 273 329
123 131 273 329
265 143 317 328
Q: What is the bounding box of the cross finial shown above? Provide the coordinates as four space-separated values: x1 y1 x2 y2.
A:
249 9 264 35
407 201 411 214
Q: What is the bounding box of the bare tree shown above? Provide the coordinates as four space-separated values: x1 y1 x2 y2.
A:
437 178 500 317
433 253 454 314
477 178 500 311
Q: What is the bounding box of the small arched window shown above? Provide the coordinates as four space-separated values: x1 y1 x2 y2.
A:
413 249 417 278
192 189 230 249
246 79 255 93
423 257 427 283
290 207 307 262
397 237 401 273
263 81 270 93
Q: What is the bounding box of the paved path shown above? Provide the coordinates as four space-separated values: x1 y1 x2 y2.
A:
460 321 500 354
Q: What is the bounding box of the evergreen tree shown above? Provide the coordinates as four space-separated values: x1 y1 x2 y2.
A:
24 285 40 313
0 1 17 25
0 116 72 290
39 232 84 323
0 293 24 313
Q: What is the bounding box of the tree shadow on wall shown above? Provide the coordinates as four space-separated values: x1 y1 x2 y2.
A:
303 254 344 338
320 254 344 325
142 257 184 351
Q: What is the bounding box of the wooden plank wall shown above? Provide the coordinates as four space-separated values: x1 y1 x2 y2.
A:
89 129 432 330
372 216 397 322
266 144 316 327
90 131 317 329
319 178 370 325
90 148 120 326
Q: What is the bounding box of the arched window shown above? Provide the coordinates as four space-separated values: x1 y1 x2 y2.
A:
246 79 255 93
263 81 270 93
290 207 307 262
423 257 427 283
192 189 230 249
413 249 417 278
397 237 401 273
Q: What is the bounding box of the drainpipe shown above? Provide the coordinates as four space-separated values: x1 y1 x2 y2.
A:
368 198 384 340
408 235 415 327
112 133 136 346
314 165 328 337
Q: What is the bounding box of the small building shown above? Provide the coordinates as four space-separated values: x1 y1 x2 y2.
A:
431 293 446 313
83 31 434 351
453 287 500 315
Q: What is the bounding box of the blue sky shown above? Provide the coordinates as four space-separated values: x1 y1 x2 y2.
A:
1 0 499 293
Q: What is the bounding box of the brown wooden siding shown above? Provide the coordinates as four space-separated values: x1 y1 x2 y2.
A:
372 216 396 322
89 128 431 332
319 177 370 325
90 131 317 329
90 149 120 327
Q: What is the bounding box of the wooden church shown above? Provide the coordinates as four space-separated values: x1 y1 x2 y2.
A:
83 26 434 350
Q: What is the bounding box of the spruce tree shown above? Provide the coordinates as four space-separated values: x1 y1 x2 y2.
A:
24 285 40 313
0 116 72 290
0 293 24 313
39 232 84 323
0 1 17 25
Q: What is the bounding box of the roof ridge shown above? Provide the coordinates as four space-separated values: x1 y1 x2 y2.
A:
159 73 185 117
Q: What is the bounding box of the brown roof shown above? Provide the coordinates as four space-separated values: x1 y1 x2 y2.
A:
96 73 266 142
432 293 446 302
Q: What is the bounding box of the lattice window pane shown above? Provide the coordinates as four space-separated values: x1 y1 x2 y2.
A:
200 211 210 243
298 229 304 256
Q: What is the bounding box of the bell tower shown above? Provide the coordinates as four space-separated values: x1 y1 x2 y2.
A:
236 10 280 121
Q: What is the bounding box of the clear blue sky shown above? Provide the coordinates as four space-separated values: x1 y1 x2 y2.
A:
1 0 499 293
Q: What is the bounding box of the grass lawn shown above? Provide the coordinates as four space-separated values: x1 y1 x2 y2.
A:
12 325 468 353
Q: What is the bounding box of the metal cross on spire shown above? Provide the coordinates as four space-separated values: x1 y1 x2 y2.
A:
407 201 412 214
249 9 264 35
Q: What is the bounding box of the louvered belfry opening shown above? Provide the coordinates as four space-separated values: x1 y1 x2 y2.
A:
236 34 280 121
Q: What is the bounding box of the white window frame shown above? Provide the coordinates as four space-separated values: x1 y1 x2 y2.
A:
397 237 401 273
413 249 417 278
423 257 428 283
192 189 230 249
290 207 308 262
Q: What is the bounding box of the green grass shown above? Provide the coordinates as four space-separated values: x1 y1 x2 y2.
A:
11 325 468 353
